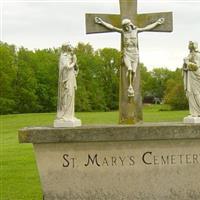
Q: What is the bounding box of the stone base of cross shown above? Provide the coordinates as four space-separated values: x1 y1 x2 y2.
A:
86 0 173 124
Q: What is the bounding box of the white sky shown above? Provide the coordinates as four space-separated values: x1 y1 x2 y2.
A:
0 0 200 70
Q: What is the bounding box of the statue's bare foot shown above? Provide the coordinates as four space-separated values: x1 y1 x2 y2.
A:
128 86 134 97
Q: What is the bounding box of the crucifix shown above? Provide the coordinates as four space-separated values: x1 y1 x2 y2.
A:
85 0 173 124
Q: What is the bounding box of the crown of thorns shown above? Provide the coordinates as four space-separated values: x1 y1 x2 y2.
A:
122 19 132 26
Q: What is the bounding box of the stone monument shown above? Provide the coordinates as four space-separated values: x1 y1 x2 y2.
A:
85 0 173 124
19 124 200 199
54 43 81 127
18 1 200 200
183 41 200 123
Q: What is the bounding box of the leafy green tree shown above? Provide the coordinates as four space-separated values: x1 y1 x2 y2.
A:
74 44 121 111
97 48 120 110
34 48 59 112
140 64 152 98
14 47 38 113
149 68 175 99
0 42 17 114
0 41 190 114
75 43 94 111
164 69 188 110
141 66 178 103
75 43 107 111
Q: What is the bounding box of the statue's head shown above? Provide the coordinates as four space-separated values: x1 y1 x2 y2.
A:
189 41 198 52
61 43 73 53
122 19 136 31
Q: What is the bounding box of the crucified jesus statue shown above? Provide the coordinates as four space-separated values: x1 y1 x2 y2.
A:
95 17 165 97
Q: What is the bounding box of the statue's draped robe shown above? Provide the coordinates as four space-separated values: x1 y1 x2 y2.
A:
56 53 77 120
184 52 200 116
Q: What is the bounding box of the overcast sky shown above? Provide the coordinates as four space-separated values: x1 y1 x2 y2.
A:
0 0 200 70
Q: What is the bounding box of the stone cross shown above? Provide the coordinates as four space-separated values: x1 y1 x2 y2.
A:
86 0 173 124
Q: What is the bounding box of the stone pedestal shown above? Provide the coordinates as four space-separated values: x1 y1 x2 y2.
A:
184 115 200 124
18 123 200 200
54 118 81 127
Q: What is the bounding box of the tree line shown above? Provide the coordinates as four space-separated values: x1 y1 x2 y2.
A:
0 41 188 114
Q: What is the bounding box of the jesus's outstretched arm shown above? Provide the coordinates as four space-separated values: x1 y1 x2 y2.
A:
138 18 165 32
95 17 122 33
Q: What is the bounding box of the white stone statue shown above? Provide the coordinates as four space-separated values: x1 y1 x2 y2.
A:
54 43 81 127
95 17 165 97
183 41 200 123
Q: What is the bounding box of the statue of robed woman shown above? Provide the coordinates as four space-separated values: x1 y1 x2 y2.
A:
54 43 81 127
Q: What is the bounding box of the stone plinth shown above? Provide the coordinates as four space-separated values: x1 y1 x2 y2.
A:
184 115 200 124
18 123 200 200
54 118 81 128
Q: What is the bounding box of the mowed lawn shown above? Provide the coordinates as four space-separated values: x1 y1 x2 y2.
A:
0 105 188 200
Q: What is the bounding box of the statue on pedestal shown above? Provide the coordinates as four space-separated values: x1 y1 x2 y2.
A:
54 43 81 127
183 41 200 123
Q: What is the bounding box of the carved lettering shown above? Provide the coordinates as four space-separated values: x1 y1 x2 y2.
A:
142 152 152 165
102 157 109 166
63 154 76 168
111 156 117 166
84 154 101 167
119 156 126 166
178 154 183 164
129 156 135 166
63 154 70 167
186 154 192 164
193 154 199 164
62 152 200 169
171 155 176 165
161 155 169 165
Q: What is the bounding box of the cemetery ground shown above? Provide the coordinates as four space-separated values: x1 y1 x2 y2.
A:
1 104 188 200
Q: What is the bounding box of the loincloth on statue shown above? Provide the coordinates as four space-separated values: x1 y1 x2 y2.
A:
123 50 139 72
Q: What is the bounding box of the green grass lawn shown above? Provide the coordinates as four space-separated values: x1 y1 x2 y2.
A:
0 105 189 200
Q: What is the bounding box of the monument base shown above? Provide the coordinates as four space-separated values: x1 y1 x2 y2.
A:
184 115 200 124
18 123 200 200
54 118 81 127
